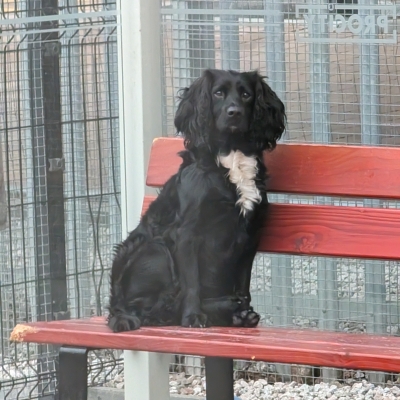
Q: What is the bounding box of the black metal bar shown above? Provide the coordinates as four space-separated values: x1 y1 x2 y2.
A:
41 0 69 323
27 0 54 395
28 0 48 323
205 357 234 400
58 347 89 400
187 0 215 79
28 0 68 394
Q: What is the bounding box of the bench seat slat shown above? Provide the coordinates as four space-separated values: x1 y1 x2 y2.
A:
147 138 400 199
142 196 400 260
10 319 400 373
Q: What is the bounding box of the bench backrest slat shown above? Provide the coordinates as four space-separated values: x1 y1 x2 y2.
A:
144 138 400 260
147 138 400 199
142 197 400 260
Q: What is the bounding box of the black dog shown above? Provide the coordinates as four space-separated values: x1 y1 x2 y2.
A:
108 69 285 332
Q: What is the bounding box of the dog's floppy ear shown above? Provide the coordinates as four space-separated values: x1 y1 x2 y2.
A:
250 72 286 151
174 70 213 150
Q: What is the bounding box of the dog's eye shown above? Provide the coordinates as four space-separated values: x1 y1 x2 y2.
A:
214 90 224 98
242 92 251 100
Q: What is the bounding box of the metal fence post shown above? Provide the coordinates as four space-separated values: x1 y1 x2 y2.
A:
265 0 286 102
308 0 330 144
59 0 90 319
0 142 6 228
187 0 215 78
306 0 339 382
171 0 192 135
104 4 122 315
40 0 69 322
359 0 386 385
28 0 69 393
220 0 240 71
264 0 292 381
359 0 380 147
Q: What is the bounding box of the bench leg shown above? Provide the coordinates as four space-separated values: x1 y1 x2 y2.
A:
58 346 89 400
205 357 234 400
124 351 170 400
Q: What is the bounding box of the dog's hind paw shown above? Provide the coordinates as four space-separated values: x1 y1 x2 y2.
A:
181 312 209 328
232 308 260 328
108 314 141 332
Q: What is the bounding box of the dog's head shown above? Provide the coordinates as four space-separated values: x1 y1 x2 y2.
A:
174 69 286 154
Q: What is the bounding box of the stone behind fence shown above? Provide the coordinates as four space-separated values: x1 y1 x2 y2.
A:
0 141 7 229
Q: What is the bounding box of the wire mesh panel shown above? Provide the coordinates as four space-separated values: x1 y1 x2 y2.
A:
162 0 400 144
59 0 122 392
160 0 400 388
0 0 120 397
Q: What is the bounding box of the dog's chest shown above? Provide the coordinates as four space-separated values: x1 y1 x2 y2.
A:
217 150 261 216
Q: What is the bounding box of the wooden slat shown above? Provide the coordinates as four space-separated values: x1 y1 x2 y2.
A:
261 204 400 260
146 137 400 199
10 318 400 373
142 196 400 260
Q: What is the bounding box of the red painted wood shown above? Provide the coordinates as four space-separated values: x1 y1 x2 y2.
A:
18 140 398 375
146 137 400 199
142 196 400 260
10 318 400 373
261 203 400 260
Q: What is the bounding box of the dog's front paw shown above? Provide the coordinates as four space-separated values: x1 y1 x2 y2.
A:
108 314 141 332
243 309 260 327
232 308 260 328
181 312 209 328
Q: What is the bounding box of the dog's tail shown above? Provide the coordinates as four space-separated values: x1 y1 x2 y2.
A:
107 234 145 332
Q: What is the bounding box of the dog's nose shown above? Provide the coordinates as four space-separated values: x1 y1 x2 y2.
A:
227 106 242 117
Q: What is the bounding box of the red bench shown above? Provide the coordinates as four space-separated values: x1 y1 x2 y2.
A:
11 137 400 400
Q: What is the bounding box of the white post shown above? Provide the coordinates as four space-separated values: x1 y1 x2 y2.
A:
124 351 171 399
118 0 171 399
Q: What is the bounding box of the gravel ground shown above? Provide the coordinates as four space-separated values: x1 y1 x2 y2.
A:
100 370 400 399
231 379 400 400
170 375 400 399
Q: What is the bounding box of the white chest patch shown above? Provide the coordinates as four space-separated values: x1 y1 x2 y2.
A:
217 150 261 216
